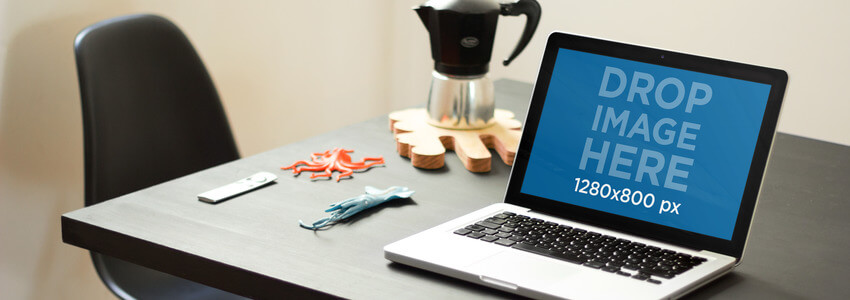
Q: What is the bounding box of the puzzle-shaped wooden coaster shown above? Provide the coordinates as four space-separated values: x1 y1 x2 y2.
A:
389 108 522 172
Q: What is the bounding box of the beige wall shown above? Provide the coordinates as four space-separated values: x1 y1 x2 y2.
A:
487 0 850 147
1 0 847 299
394 0 850 145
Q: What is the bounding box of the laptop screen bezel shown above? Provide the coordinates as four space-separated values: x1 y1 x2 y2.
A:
505 32 787 259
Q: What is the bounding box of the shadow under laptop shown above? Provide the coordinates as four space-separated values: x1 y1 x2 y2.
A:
686 272 804 299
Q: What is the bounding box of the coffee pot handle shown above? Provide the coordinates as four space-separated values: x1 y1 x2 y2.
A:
500 0 541 66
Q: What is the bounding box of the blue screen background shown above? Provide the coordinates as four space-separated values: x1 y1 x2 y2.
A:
520 49 771 240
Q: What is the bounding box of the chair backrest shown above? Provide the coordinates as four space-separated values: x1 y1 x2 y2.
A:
75 14 242 299
75 14 239 206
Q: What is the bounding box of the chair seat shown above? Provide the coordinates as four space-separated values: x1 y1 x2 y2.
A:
94 254 245 300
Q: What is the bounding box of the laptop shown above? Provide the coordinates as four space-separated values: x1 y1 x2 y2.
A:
384 31 788 299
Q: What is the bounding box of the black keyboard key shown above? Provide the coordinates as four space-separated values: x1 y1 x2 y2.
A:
632 274 649 281
639 267 675 279
499 226 515 233
509 235 525 242
481 235 499 242
583 261 605 269
493 213 512 219
519 241 537 248
676 253 692 259
683 258 703 267
495 238 516 247
465 224 484 231
644 256 662 263
467 232 485 239
590 257 607 264
486 218 508 225
495 232 512 239
454 228 471 235
606 261 625 268
646 278 662 284
502 212 516 216
616 271 632 277
601 266 619 273
673 257 692 265
512 243 587 264
476 221 501 229
482 228 498 235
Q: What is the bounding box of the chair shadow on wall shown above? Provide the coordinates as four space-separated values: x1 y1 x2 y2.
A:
0 13 125 300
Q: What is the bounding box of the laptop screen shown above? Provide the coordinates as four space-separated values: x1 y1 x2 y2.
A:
518 47 773 241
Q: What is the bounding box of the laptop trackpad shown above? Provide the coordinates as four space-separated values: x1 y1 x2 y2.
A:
468 251 581 290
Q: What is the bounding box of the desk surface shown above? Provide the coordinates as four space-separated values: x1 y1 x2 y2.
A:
63 80 850 299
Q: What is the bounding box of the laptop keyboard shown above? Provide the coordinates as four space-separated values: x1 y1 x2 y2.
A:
453 212 707 284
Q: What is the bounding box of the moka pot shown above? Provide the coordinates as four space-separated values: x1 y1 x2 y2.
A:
415 0 540 129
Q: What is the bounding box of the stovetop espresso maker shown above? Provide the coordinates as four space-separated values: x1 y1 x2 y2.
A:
415 0 540 129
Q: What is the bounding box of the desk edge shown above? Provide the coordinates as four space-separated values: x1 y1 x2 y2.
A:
61 215 340 299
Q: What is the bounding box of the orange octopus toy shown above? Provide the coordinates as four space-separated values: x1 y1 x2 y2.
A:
281 148 385 182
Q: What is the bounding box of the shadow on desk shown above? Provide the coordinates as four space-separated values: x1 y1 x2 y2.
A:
687 272 804 300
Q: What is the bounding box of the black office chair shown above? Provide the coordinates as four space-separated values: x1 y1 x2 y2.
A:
75 14 243 299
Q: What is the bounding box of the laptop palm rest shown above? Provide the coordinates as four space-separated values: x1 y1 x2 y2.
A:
469 251 582 290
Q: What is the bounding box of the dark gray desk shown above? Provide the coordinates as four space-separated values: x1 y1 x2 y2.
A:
62 80 850 299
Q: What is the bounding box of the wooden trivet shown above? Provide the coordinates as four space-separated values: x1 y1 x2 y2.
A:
389 108 522 172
